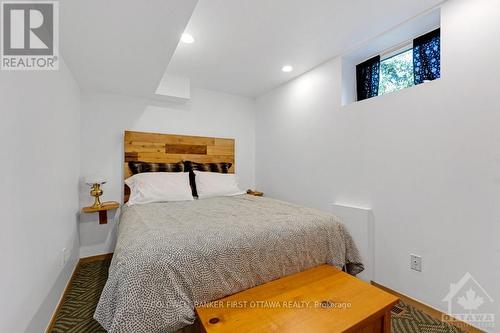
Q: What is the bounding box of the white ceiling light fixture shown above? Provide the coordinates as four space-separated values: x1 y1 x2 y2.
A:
181 33 195 44
282 65 293 73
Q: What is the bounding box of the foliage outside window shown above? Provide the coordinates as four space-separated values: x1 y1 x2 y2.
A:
379 49 414 96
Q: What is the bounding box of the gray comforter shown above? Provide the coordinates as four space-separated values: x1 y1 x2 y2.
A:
94 195 363 333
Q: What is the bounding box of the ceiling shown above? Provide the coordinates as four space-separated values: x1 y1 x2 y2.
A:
60 0 198 98
166 0 444 98
60 0 444 100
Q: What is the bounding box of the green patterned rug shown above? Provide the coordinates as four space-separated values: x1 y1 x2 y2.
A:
50 259 466 333
51 260 110 333
390 301 465 333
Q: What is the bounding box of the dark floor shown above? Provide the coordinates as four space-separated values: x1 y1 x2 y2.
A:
50 259 466 333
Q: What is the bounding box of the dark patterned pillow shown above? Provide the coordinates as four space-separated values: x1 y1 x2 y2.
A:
183 161 232 173
183 161 233 197
128 161 184 175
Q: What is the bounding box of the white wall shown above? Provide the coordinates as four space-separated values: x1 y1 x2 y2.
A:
0 60 81 333
79 88 256 257
256 0 500 327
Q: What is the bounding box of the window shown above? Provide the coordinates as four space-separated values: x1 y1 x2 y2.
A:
379 48 414 96
355 28 440 101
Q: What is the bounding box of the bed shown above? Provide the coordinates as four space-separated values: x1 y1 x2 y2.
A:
93 131 363 333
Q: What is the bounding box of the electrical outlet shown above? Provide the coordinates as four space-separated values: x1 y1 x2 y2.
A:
410 254 422 272
60 248 67 267
64 248 71 263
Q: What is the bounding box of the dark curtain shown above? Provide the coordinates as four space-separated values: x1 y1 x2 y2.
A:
356 56 380 101
413 28 441 84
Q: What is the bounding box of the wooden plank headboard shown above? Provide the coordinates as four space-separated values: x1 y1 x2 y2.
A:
124 130 235 201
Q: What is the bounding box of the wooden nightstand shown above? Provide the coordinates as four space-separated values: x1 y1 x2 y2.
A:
246 189 264 197
82 201 119 224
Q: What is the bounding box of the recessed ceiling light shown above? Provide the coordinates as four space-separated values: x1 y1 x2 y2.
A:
282 65 293 72
181 33 195 44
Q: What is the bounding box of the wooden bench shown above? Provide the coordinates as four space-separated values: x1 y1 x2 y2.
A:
196 265 398 333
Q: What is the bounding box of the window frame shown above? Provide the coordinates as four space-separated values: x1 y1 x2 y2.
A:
380 42 412 62
343 16 442 106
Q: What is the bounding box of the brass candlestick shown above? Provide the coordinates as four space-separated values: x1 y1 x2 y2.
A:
90 183 104 209
86 179 107 209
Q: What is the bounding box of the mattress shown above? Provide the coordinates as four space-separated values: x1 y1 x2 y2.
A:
94 194 363 333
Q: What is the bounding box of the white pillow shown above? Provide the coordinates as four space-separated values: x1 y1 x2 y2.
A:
194 170 245 199
125 172 193 205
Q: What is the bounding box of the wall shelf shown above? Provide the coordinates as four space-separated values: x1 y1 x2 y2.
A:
81 201 119 224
